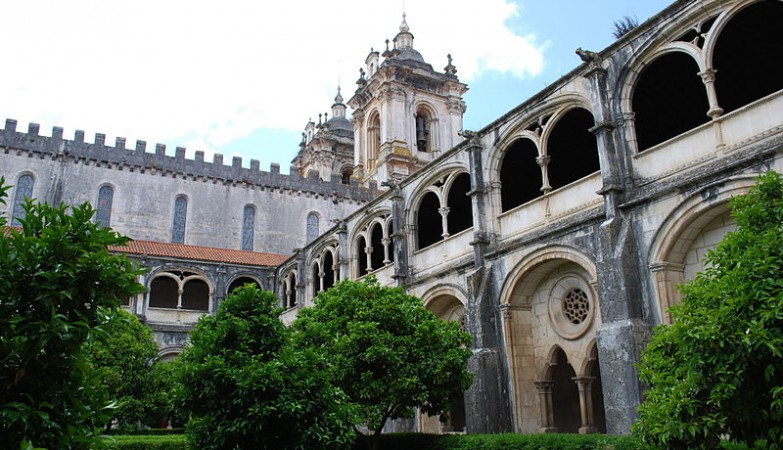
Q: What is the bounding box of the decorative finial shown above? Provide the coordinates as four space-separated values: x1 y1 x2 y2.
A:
334 85 343 104
399 13 409 33
444 53 457 75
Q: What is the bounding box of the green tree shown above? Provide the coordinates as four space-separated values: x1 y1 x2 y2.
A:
84 309 159 429
635 171 783 449
292 278 473 450
178 284 355 450
0 182 144 450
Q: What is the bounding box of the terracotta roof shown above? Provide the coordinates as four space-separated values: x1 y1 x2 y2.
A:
109 239 290 267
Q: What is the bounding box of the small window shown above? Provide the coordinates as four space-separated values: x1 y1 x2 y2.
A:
95 185 114 228
306 212 320 244
172 195 188 244
242 205 256 251
415 113 430 152
11 174 35 226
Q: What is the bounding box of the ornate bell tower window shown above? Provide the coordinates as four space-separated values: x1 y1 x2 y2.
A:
415 111 430 152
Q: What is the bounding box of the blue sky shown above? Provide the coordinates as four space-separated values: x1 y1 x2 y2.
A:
1 1 671 171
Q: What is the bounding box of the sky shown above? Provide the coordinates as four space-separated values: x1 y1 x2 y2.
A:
1 1 672 171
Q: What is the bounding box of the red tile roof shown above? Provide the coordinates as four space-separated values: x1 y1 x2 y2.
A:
109 239 291 267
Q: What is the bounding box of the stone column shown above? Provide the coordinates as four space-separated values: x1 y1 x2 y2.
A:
438 206 450 238
462 137 512 433
389 182 409 287
573 377 598 434
584 62 651 435
534 381 557 433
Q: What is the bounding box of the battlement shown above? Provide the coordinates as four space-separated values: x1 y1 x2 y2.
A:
0 119 377 202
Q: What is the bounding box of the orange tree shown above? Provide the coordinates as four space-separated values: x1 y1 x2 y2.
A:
635 172 783 449
0 180 143 450
292 278 473 450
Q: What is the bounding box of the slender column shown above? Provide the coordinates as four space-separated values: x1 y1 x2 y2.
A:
699 68 725 150
536 155 552 194
176 287 184 309
438 206 450 238
382 238 391 264
534 381 556 433
318 271 325 292
573 377 598 434
364 246 373 272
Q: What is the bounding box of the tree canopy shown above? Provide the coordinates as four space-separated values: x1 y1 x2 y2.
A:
292 278 473 449
635 171 783 449
83 308 160 429
0 181 144 450
178 284 356 450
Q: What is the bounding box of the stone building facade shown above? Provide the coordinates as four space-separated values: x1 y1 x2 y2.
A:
1 0 781 436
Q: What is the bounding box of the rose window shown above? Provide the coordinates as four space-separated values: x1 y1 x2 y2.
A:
562 288 589 324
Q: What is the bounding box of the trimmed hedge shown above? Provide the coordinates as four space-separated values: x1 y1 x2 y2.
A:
102 434 188 450
104 428 185 436
103 433 766 450
352 433 641 450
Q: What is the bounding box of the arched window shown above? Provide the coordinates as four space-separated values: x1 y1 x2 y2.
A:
286 272 298 308
546 108 600 190
323 251 336 291
357 235 369 275
306 212 320 244
172 195 188 244
712 1 783 114
148 271 211 311
242 205 256 251
446 173 473 235
500 138 542 212
632 52 709 151
370 223 385 270
228 277 260 295
415 111 430 152
417 191 443 250
11 174 34 226
341 167 353 185
550 348 580 433
367 113 381 171
95 185 114 228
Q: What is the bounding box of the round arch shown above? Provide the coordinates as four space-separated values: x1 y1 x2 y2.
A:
647 175 755 323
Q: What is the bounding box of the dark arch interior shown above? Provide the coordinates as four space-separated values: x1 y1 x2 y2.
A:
551 348 580 433
713 0 783 114
181 279 209 311
590 353 607 434
633 52 710 151
312 263 320 297
149 277 178 308
500 138 542 212
323 251 335 291
447 173 473 235
370 223 385 270
386 221 395 264
546 108 600 190
357 236 368 276
417 191 443 250
228 277 259 295
288 273 297 308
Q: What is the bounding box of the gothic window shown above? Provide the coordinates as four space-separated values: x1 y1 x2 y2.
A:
632 52 709 151
417 191 443 250
415 112 430 152
370 222 385 270
286 272 298 308
357 235 368 275
712 1 783 114
172 195 188 244
11 173 34 226
95 185 114 228
228 277 260 295
500 138 542 212
242 205 256 251
367 113 381 170
322 250 336 291
306 212 319 244
148 271 211 311
341 167 353 185
546 108 600 190
446 172 473 235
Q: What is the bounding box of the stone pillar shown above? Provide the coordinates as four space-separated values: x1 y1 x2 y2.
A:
294 249 306 307
389 182 409 287
573 377 598 434
534 381 557 433
438 206 450 238
336 221 349 281
584 62 651 435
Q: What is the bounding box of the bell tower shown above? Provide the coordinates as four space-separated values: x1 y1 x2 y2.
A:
348 14 468 185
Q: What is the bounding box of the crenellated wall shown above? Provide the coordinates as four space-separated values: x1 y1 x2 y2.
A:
0 119 378 254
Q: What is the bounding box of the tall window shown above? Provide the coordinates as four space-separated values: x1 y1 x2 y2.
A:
242 205 256 251
95 185 114 228
11 174 34 226
306 212 319 244
172 195 188 244
415 112 430 152
367 113 380 171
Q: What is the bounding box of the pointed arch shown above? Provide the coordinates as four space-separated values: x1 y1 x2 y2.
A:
11 173 35 226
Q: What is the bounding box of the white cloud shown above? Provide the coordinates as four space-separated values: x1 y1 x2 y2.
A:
0 0 544 159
